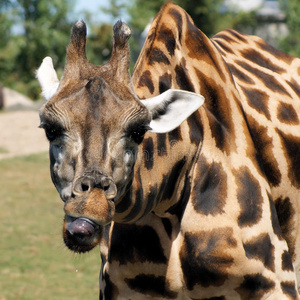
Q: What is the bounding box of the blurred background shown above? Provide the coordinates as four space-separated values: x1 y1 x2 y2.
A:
0 0 299 299
0 0 299 101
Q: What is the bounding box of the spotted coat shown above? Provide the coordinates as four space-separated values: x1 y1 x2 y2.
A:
105 4 300 299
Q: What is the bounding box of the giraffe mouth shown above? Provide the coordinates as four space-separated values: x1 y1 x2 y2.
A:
63 188 115 253
63 216 102 253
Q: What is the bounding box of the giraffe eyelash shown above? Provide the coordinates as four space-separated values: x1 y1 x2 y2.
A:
39 122 65 142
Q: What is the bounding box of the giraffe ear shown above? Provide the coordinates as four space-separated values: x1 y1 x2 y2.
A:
36 57 59 101
140 89 204 133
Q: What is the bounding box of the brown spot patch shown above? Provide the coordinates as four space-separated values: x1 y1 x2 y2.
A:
206 110 231 155
213 31 237 44
256 40 293 65
214 39 234 54
277 102 299 125
227 29 248 43
157 133 167 156
146 185 158 212
159 73 172 94
185 17 226 83
241 48 285 74
287 78 300 96
243 88 271 120
237 61 291 96
274 197 296 260
234 166 263 227
125 274 177 298
228 63 255 84
148 47 170 66
187 110 203 145
109 223 167 265
268 194 283 240
103 273 119 299
166 171 191 221
191 157 227 216
161 158 186 201
168 7 183 42
168 127 182 145
157 23 176 56
184 15 206 60
138 70 154 94
277 129 300 188
180 227 237 289
120 168 143 222
281 250 294 272
280 281 298 298
175 58 195 92
194 68 234 155
247 115 281 187
243 233 275 272
161 218 172 239
235 274 275 299
143 137 154 170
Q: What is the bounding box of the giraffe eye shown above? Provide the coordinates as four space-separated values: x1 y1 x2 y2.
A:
128 126 151 144
45 128 60 142
41 125 63 142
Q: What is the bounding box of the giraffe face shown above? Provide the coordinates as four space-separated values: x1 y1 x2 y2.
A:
39 77 153 252
39 81 203 253
37 21 204 253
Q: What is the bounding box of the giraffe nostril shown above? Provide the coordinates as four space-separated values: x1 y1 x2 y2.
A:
100 176 111 188
73 177 92 194
81 183 90 192
73 173 116 198
104 182 117 200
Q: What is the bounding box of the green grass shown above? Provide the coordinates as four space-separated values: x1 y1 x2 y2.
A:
0 147 8 154
0 153 101 300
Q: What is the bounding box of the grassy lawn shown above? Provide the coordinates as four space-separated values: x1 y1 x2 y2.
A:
0 153 101 300
0 147 8 154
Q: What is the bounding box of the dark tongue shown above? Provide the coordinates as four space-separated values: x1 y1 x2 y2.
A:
66 218 96 239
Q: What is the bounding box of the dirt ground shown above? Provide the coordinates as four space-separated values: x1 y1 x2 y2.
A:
0 87 50 160
0 109 48 160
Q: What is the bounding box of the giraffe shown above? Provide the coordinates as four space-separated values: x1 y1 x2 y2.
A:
36 2 300 299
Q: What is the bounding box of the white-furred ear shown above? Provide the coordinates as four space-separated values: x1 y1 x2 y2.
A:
140 89 204 133
36 57 59 101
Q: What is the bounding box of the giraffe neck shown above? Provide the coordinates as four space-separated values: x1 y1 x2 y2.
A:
113 3 252 223
133 3 247 154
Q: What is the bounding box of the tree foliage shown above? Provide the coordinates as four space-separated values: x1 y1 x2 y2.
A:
126 0 224 36
279 0 300 57
0 0 73 99
86 23 113 66
1 0 299 100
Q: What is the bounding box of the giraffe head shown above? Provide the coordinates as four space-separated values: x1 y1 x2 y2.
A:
37 21 204 252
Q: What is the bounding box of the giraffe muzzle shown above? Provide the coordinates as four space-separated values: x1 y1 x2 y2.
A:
63 188 115 252
64 187 116 226
63 173 117 252
72 172 117 201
